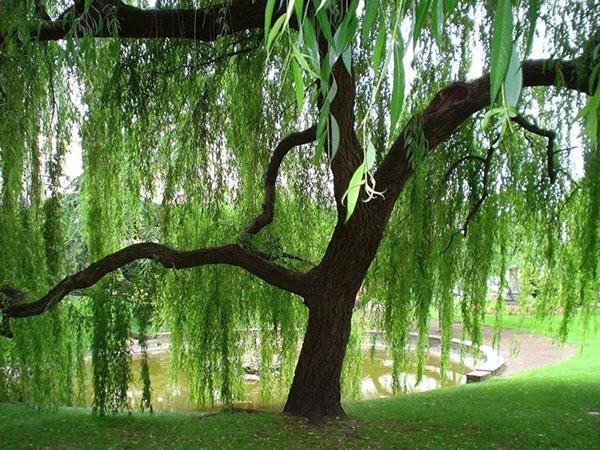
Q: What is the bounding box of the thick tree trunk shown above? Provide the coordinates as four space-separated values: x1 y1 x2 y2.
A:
283 291 356 422
283 211 391 422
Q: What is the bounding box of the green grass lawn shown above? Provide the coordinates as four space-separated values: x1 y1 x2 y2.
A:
1 317 599 449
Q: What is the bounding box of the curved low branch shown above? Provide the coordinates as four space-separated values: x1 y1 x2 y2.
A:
11 0 281 44
245 126 317 235
0 242 310 332
375 58 590 192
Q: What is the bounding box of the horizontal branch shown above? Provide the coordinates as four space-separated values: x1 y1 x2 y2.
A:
0 242 310 331
375 58 590 193
246 126 317 235
13 0 282 44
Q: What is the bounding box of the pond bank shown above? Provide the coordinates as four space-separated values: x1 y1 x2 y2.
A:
434 323 577 376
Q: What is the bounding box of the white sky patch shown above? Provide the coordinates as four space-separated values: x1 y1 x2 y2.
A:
57 4 588 193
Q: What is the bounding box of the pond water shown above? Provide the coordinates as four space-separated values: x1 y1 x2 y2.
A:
108 347 468 412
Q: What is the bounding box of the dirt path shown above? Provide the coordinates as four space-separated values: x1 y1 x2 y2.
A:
429 323 577 376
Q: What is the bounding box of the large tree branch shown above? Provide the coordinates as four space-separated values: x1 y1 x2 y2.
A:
246 126 317 235
375 58 590 193
9 0 281 44
0 242 311 335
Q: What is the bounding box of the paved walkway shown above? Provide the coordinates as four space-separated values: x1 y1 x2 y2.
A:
430 323 576 376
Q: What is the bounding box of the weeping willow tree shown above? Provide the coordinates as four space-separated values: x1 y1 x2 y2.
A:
0 0 598 423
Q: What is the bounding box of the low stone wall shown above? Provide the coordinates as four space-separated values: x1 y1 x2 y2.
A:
363 330 505 383
131 329 505 384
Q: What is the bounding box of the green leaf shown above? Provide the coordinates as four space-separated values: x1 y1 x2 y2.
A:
431 0 444 46
294 0 304 24
390 35 405 135
343 163 366 222
316 102 330 139
316 9 334 44
291 59 304 112
413 0 432 46
283 0 297 30
361 0 379 41
267 14 286 52
373 20 387 70
335 8 359 53
315 0 328 13
292 47 318 77
525 0 539 56
490 0 514 105
329 115 340 159
481 107 506 129
366 140 377 170
342 47 352 73
325 78 338 104
314 139 326 163
264 0 277 45
314 102 331 162
302 19 320 68
503 43 522 108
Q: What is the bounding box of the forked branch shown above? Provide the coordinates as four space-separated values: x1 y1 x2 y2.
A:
376 58 591 192
440 137 497 254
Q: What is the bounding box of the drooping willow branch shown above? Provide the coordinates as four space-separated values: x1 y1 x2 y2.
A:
142 37 262 77
511 114 557 183
440 137 498 254
0 242 311 337
245 126 317 235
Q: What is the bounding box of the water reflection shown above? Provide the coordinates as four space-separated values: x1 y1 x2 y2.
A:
110 348 467 412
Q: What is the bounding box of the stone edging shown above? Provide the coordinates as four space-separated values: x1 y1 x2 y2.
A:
364 330 505 384
132 329 506 384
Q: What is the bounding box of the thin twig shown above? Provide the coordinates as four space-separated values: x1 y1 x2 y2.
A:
511 114 557 183
443 154 486 183
441 136 497 254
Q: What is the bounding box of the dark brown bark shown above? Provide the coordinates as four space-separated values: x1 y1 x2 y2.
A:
0 242 310 322
284 294 355 422
29 0 280 43
282 56 592 423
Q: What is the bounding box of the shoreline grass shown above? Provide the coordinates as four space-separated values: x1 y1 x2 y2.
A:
1 317 598 449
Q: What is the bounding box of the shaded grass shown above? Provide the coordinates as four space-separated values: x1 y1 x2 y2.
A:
1 317 599 449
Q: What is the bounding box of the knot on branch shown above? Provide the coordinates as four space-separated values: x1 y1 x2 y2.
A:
425 81 471 119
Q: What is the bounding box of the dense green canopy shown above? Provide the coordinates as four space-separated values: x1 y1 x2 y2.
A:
0 0 598 416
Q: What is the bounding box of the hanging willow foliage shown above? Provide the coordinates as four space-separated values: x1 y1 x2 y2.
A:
0 0 598 420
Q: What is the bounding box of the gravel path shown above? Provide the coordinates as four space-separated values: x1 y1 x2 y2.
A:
429 323 577 376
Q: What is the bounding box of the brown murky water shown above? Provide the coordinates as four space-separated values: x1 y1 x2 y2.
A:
108 348 467 412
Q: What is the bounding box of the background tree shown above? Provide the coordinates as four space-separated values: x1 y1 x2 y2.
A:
0 0 598 423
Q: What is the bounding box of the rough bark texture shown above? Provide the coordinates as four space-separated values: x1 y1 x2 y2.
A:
284 294 355 422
